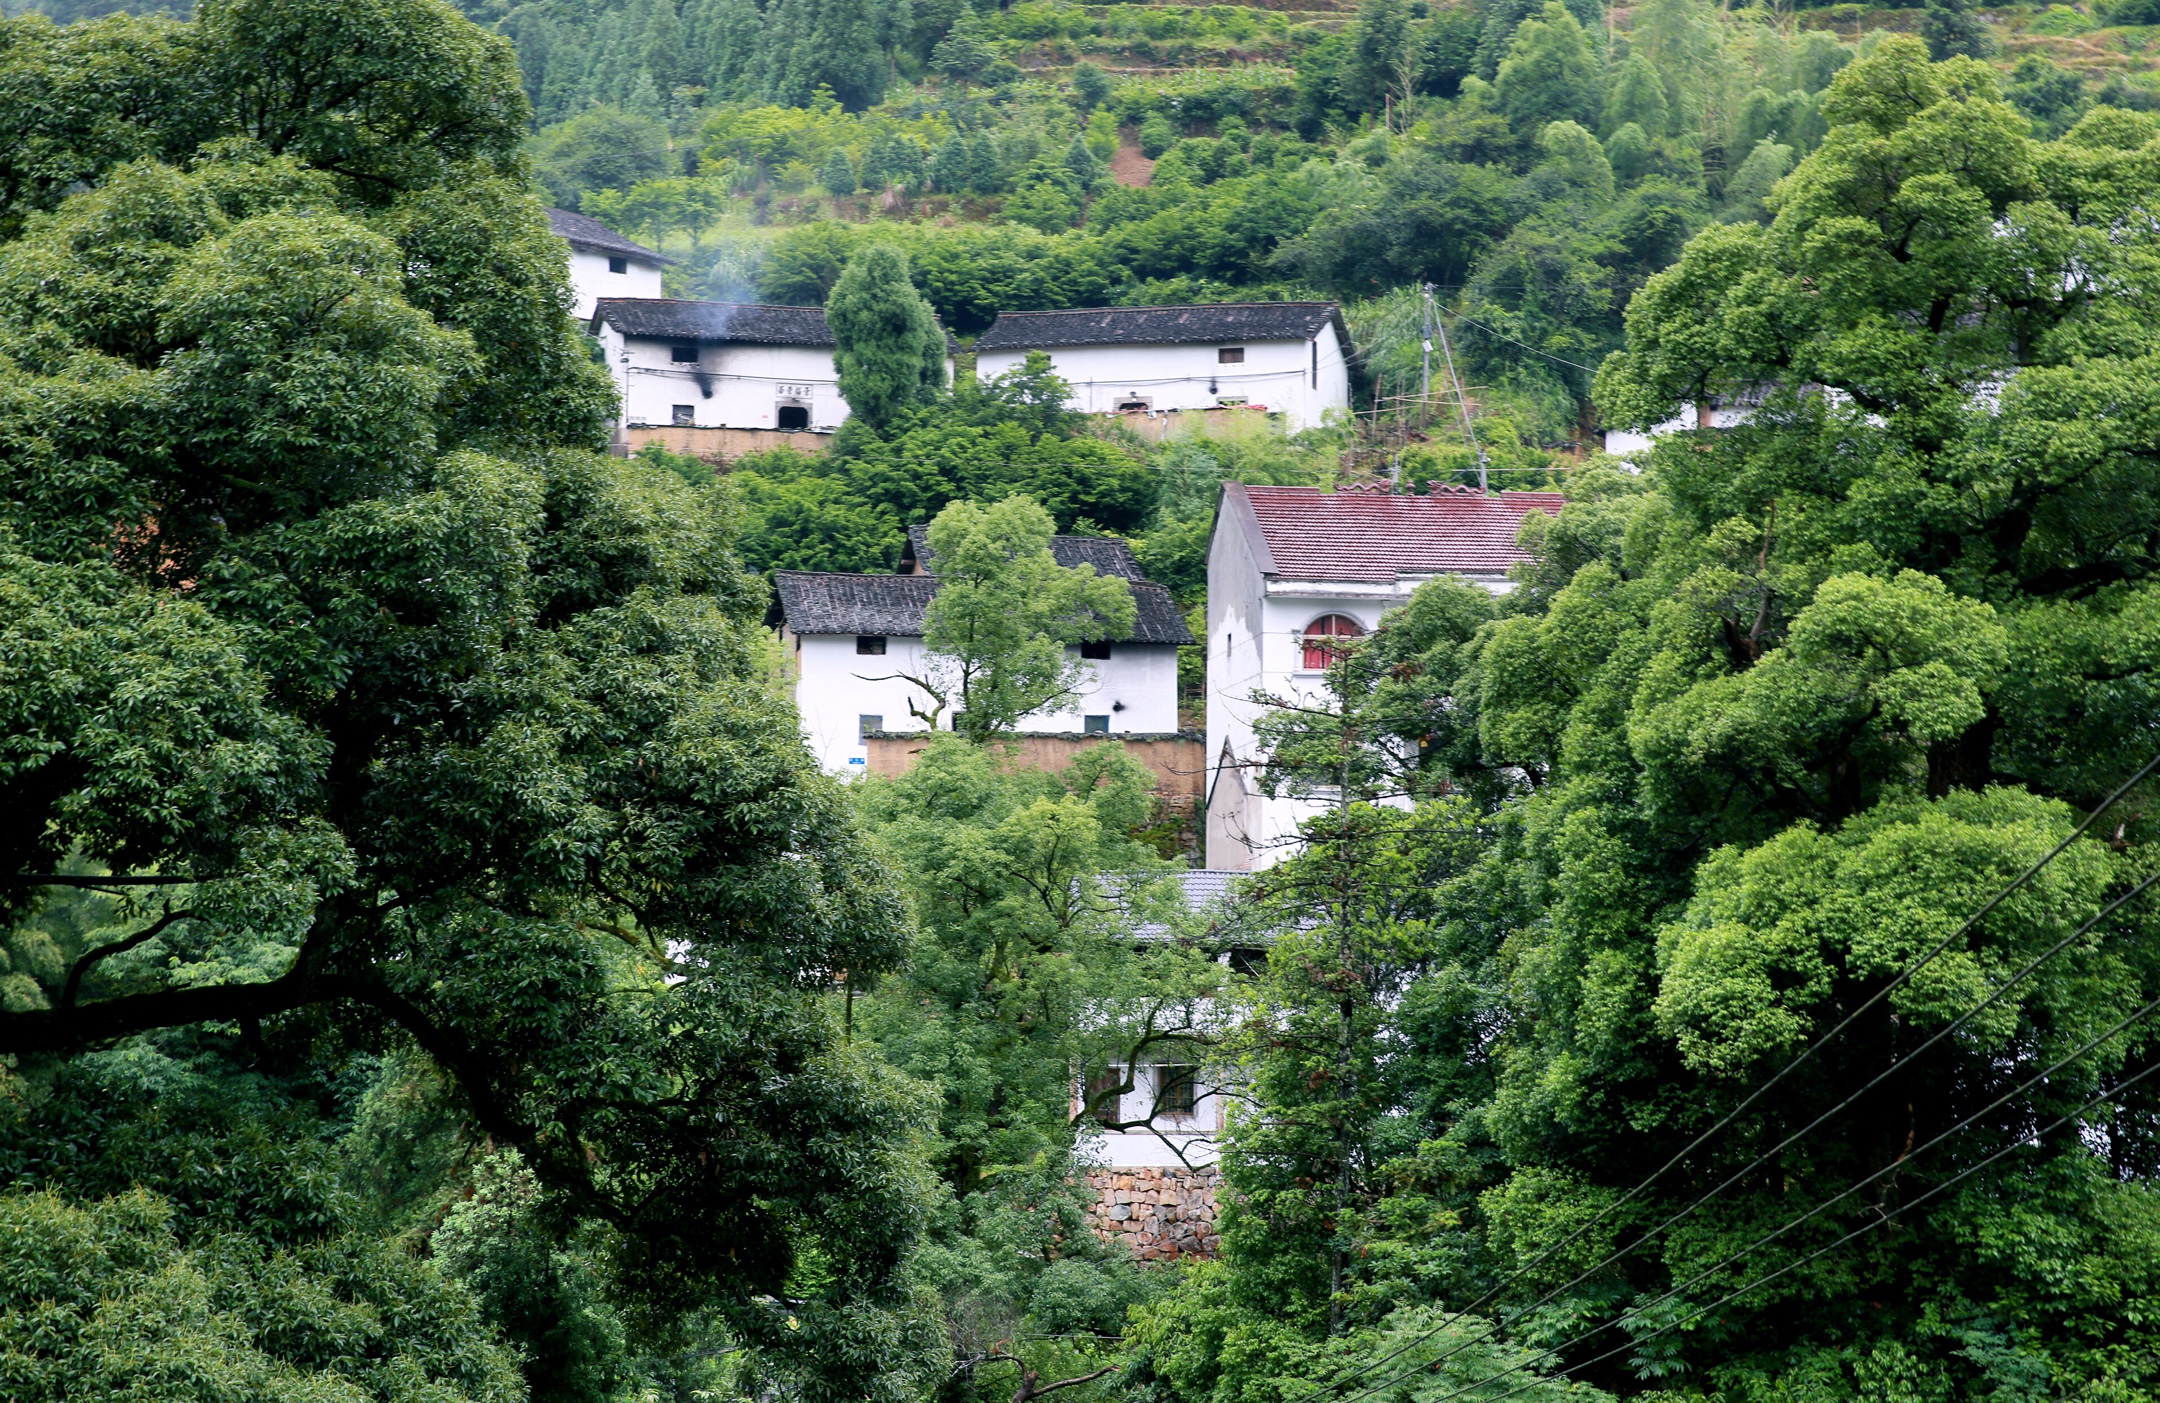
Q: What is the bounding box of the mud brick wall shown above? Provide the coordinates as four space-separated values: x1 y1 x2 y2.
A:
1082 1166 1222 1261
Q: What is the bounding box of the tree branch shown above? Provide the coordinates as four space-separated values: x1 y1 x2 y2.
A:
61 907 193 1009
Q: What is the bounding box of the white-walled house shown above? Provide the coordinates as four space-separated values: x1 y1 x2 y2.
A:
768 531 1194 773
973 303 1352 431
1204 483 1565 871
547 208 667 321
591 298 850 436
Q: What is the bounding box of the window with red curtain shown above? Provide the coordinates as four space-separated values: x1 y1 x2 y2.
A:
1301 614 1364 670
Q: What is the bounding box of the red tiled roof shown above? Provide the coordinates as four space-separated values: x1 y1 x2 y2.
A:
1230 483 1564 582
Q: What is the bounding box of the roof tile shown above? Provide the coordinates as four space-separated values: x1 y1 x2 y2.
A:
1234 483 1564 582
546 207 672 264
975 302 1344 351
592 298 836 346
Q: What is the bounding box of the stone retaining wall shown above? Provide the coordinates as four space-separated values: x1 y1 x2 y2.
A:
1082 1166 1222 1261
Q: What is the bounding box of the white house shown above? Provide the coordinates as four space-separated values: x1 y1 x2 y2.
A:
767 529 1193 773
972 302 1352 431
1204 482 1565 871
591 298 850 436
547 207 668 321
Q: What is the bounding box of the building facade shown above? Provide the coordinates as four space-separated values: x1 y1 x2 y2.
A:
547 208 667 321
973 303 1352 431
1203 483 1565 870
767 531 1193 774
591 298 849 438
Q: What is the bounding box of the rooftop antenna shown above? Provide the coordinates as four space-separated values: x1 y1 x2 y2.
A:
1430 295 1487 494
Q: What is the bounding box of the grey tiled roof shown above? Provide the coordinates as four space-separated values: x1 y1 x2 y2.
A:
895 527 1192 644
974 302 1345 351
546 208 673 264
770 563 1194 644
902 525 1149 581
771 572 938 635
591 298 836 346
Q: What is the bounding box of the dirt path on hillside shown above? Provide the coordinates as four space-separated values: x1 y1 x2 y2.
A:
1110 135 1154 187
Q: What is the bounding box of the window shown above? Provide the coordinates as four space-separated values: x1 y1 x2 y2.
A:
671 405 695 426
1218 347 1245 364
1311 340 1318 387
670 345 698 362
1114 397 1150 412
858 714 883 739
777 404 810 430
1301 614 1364 670
1084 715 1111 734
1079 639 1112 661
1086 1066 1125 1125
1158 1066 1198 1116
856 635 886 655
608 256 628 274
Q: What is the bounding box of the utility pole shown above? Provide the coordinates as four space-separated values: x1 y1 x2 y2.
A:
1433 310 1487 494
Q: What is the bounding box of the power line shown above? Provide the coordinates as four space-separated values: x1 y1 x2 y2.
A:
1332 867 2160 1403
1276 750 2160 1403
1400 1034 2160 1403
1449 314 1603 374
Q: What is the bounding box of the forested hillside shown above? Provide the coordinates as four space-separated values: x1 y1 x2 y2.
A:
4 2 2160 1403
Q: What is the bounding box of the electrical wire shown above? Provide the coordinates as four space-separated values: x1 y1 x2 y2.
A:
1330 877 2160 1403
1273 750 2160 1403
1395 1018 2160 1403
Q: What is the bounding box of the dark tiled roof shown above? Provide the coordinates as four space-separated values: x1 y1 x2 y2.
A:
591 298 836 346
974 302 1346 351
770 566 1193 645
902 525 1149 581
545 207 673 264
771 572 938 635
895 527 1191 643
1226 482 1564 582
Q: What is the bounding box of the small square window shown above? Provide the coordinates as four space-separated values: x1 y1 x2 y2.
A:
670 345 699 363
1079 639 1111 661
1158 1066 1198 1116
1083 715 1110 734
1218 347 1245 364
671 405 695 426
608 256 628 274
777 404 810 430
856 635 886 655
858 714 883 738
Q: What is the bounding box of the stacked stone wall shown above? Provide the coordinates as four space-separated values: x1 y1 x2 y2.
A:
1081 1166 1222 1261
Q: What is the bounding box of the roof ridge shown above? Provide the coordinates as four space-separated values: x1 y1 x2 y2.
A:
593 297 826 313
994 301 1336 317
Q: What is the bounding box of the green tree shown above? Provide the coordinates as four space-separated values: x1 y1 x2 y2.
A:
1493 2 1602 133
1343 0 1413 116
531 105 673 210
1072 59 1112 111
1602 50 1670 137
822 142 859 194
827 242 948 430
876 496 1136 739
1603 120 1651 185
0 3 940 1396
0 1188 525 1403
931 9 994 87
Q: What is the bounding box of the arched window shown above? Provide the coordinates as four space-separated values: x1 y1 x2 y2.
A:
1301 614 1364 670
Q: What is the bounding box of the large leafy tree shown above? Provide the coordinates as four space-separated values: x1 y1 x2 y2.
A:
0 2 940 1398
876 495 1137 741
1143 39 2160 1403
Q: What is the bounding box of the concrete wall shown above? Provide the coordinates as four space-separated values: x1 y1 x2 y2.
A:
621 424 833 462
864 730 1204 808
788 632 1189 776
1204 499 1516 869
977 324 1349 431
599 326 849 433
567 248 663 322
